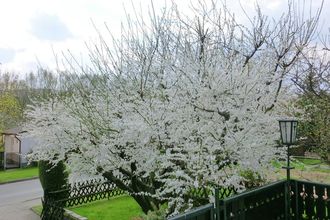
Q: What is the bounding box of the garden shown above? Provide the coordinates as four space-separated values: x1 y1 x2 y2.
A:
32 196 144 220
1 154 328 219
274 157 330 183
1 0 330 219
30 153 330 220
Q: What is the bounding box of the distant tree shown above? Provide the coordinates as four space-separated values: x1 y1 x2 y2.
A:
0 93 22 132
292 31 330 160
0 93 22 151
0 69 66 140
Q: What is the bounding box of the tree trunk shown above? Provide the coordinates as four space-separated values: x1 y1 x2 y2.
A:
102 171 161 214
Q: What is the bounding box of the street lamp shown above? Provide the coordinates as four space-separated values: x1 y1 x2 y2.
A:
279 119 298 220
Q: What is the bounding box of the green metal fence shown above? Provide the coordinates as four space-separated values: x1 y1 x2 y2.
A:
291 180 330 219
169 179 330 220
217 180 286 220
169 204 215 220
168 186 237 220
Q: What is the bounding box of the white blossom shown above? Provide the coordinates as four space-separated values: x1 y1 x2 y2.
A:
24 0 320 214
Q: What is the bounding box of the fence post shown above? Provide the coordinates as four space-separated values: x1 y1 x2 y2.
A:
294 180 298 220
284 181 288 220
3 151 6 170
0 152 3 170
42 189 48 220
215 188 220 220
107 182 111 200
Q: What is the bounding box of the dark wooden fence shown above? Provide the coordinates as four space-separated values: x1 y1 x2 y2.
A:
0 152 4 170
5 152 20 168
47 178 126 207
41 196 65 220
41 179 126 220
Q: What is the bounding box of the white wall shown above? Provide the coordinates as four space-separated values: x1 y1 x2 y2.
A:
20 136 35 165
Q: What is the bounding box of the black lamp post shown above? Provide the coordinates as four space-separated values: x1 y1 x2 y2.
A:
279 119 298 220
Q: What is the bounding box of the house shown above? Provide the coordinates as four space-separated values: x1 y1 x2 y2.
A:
1 127 35 169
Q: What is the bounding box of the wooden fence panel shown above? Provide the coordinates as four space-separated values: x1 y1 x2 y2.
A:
42 179 126 219
170 180 330 220
219 180 286 220
47 179 126 207
0 152 4 170
168 204 215 220
295 180 330 220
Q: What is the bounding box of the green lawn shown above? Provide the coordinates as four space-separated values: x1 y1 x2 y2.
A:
70 196 143 220
272 157 330 183
273 157 325 170
31 205 43 216
0 167 38 183
294 157 322 165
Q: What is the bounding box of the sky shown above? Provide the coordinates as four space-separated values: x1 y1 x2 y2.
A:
0 0 328 74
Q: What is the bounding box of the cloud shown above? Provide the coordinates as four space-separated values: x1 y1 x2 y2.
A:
0 0 327 74
264 0 282 10
0 48 17 64
30 12 73 41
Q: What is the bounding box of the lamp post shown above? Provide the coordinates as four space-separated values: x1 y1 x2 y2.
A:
279 119 298 220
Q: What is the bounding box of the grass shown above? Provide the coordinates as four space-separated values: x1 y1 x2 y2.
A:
69 196 143 220
271 156 330 184
294 157 322 165
27 156 330 219
273 157 325 170
0 166 38 183
31 205 43 216
32 196 144 220
272 160 305 170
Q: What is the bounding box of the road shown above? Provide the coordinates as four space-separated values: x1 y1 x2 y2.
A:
0 179 42 220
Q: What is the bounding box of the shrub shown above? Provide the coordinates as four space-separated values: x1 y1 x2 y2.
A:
240 169 265 189
39 160 68 202
141 204 167 220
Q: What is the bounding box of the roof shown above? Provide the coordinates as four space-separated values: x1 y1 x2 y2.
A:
1 127 26 135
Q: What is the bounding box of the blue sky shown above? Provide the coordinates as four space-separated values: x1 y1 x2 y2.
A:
0 0 328 73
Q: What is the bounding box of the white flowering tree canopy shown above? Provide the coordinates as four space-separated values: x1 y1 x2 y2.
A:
24 1 321 215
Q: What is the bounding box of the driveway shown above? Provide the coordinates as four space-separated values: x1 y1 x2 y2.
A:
0 179 42 220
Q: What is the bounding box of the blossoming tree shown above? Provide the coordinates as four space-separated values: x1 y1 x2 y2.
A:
24 1 321 215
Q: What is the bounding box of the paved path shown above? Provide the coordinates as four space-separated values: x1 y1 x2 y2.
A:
0 179 42 220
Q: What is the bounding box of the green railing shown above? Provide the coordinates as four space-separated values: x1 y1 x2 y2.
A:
291 180 330 219
168 186 237 220
169 179 330 220
169 204 215 220
217 180 286 220
41 177 330 220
